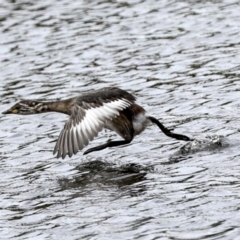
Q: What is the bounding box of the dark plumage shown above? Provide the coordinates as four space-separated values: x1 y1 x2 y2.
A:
2 87 192 159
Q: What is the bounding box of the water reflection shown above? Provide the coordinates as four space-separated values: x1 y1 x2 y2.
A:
58 160 148 193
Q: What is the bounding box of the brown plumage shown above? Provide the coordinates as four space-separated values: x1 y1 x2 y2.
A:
2 87 192 159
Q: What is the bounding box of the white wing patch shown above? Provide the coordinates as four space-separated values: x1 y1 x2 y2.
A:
53 99 132 159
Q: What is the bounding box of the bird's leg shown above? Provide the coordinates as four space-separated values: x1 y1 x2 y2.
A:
148 116 193 141
83 139 132 155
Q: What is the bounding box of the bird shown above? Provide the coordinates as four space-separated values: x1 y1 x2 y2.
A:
2 87 192 159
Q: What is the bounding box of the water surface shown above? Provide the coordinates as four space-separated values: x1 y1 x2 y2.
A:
1 0 240 239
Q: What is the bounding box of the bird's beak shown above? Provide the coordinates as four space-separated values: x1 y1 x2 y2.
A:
2 108 16 114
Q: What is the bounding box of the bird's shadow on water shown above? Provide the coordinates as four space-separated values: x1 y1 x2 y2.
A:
57 159 152 196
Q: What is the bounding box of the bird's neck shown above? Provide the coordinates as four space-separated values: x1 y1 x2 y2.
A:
35 98 75 115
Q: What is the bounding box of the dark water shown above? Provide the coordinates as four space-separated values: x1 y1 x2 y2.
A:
1 0 240 239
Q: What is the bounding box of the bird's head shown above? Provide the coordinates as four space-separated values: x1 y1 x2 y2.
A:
2 100 47 115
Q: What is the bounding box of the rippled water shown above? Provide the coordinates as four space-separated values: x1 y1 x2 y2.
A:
1 0 240 239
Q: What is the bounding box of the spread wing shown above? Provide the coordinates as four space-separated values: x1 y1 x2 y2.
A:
53 99 132 159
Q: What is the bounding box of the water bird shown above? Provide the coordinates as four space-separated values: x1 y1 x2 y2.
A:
2 87 191 159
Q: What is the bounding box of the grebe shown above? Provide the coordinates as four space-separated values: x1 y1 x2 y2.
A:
2 87 191 159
